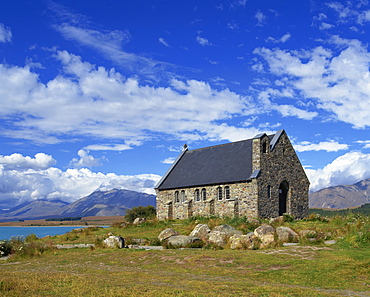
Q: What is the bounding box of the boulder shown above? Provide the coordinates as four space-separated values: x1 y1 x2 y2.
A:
189 224 211 241
254 224 275 247
212 225 243 237
168 235 202 247
269 216 284 225
276 226 299 242
133 217 146 225
103 236 125 248
208 230 228 247
299 230 317 238
158 228 179 241
229 232 258 250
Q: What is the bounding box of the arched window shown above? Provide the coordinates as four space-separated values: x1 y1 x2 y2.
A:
174 191 179 203
217 187 223 200
224 186 230 200
262 141 267 153
194 189 200 202
181 190 186 203
201 188 207 201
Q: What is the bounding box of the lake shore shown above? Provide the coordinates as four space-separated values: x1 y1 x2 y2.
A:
0 216 124 227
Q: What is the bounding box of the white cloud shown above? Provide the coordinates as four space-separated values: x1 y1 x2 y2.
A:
159 37 170 47
306 151 370 192
84 144 133 151
294 140 349 152
355 140 370 149
0 23 12 43
255 11 266 26
266 33 291 43
319 22 335 30
0 153 160 209
161 157 175 164
69 149 104 168
0 153 56 170
0 50 268 146
196 36 213 46
253 37 370 128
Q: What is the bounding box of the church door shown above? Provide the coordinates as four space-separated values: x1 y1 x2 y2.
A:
279 181 289 216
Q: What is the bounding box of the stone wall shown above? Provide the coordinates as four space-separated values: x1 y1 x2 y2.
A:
155 181 259 220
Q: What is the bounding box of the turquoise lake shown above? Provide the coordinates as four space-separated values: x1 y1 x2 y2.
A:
0 226 93 240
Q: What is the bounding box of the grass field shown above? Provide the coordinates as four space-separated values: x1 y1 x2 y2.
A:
1 215 369 296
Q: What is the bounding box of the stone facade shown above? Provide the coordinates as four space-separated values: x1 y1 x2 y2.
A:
155 130 309 220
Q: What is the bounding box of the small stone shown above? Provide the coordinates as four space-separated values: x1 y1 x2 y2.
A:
103 236 125 248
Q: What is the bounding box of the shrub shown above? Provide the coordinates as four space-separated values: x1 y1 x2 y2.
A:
124 205 156 223
0 240 11 257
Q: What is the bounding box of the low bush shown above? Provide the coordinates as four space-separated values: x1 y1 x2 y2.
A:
0 240 11 257
124 205 156 223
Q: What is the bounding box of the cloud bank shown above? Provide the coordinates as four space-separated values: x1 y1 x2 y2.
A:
0 152 160 210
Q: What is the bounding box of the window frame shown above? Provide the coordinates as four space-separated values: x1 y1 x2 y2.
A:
224 186 230 200
217 187 223 200
201 188 207 201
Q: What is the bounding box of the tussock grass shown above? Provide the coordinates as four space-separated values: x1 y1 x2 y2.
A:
1 214 369 296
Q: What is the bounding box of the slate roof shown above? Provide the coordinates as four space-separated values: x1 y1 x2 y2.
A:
156 132 279 190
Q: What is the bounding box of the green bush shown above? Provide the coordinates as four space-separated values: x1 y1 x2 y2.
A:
0 240 11 257
124 205 156 223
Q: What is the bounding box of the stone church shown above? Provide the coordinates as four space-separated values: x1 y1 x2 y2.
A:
155 130 309 220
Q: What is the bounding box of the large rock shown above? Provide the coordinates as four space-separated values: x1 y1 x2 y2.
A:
229 232 258 250
276 226 298 242
103 236 125 248
213 225 243 237
158 228 179 241
208 225 243 247
208 230 228 247
168 235 202 247
189 224 211 241
254 224 275 247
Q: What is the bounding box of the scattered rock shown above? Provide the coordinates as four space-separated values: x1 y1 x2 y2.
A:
213 224 243 237
208 230 228 247
133 218 146 225
276 226 299 242
103 236 125 248
254 224 275 247
299 230 317 238
158 228 179 241
229 232 258 250
324 240 336 245
283 243 299 246
269 216 284 225
189 224 211 241
168 235 202 247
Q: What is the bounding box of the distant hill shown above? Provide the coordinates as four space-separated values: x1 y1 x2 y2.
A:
309 203 370 217
0 189 156 222
309 178 370 209
61 189 155 217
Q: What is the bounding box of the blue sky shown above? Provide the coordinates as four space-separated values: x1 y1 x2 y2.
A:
1 0 370 209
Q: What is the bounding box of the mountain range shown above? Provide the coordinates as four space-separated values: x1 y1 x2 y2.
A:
0 189 156 222
309 178 370 209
